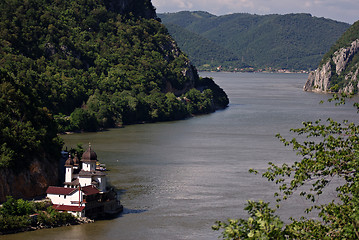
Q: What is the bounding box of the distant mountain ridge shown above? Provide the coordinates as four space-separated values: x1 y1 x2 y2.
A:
158 11 350 71
304 20 359 94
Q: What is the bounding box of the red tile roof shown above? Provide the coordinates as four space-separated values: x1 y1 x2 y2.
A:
81 185 100 195
52 204 85 212
47 185 100 196
46 186 78 195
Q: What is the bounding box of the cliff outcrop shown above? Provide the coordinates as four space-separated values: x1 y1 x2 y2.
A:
0 159 59 203
304 39 359 94
304 20 359 94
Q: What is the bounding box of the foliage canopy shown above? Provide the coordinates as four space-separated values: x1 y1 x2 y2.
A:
0 0 228 169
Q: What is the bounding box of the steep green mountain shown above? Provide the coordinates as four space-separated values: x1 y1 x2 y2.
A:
0 0 228 200
304 20 359 94
159 11 350 71
164 23 249 71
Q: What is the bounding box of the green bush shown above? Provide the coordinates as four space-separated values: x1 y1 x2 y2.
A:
0 197 76 233
0 215 31 232
0 196 35 216
37 207 75 227
213 201 286 240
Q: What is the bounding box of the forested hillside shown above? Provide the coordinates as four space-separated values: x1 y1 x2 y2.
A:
159 11 350 71
163 23 250 71
0 0 228 173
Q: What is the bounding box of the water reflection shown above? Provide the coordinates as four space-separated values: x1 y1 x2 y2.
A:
122 208 147 215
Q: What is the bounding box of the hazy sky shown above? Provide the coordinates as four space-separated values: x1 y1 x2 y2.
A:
152 0 359 24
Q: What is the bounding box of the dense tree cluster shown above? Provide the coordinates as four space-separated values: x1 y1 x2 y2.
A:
0 0 228 168
0 69 62 168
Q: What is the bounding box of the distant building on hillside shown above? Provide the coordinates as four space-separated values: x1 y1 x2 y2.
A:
46 145 122 218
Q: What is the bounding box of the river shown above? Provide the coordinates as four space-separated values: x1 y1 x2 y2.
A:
3 72 358 240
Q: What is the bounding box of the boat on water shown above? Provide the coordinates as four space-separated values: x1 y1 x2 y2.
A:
96 162 107 171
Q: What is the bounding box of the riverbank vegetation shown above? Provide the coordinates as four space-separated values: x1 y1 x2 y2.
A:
0 0 228 171
0 197 78 235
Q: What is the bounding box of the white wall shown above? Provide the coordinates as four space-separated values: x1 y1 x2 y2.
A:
79 176 92 187
82 162 96 171
47 190 86 217
65 167 73 183
47 190 83 206
95 176 107 192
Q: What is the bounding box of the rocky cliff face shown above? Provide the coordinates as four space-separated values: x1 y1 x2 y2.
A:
0 159 59 203
304 39 359 94
161 39 197 95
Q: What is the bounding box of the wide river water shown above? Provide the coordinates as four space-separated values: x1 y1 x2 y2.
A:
3 72 359 240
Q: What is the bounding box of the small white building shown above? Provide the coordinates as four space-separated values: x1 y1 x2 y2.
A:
46 145 122 218
46 185 99 217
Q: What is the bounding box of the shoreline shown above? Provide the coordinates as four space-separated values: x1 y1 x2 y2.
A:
0 216 94 236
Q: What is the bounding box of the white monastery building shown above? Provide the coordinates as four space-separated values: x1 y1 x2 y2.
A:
46 145 122 218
